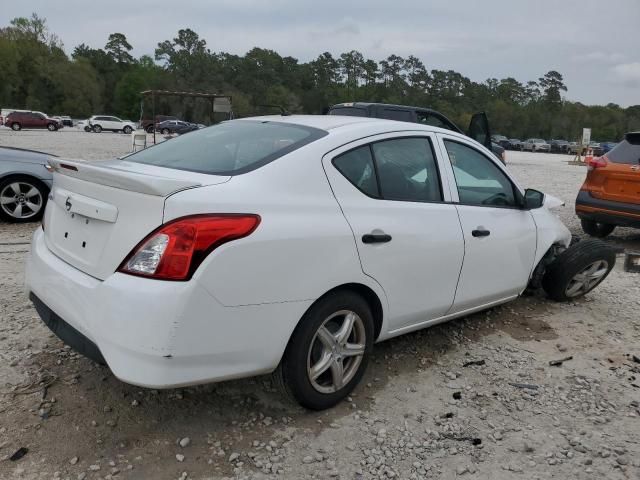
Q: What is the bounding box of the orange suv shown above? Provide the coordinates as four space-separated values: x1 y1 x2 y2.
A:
576 132 640 237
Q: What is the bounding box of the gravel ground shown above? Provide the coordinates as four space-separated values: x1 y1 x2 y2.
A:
1 129 639 480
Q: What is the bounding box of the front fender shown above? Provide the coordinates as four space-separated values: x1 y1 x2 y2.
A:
530 207 572 273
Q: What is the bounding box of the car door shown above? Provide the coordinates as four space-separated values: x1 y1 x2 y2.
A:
437 134 537 312
467 112 493 151
323 133 465 333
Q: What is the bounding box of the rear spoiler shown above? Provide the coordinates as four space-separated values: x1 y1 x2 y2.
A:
47 158 202 196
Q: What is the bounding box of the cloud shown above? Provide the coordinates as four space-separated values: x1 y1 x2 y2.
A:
572 51 625 63
611 62 640 87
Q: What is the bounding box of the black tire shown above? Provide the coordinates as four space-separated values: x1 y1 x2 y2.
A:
161 128 170 135
11 122 21 131
84 125 91 132
92 124 102 133
123 125 133 134
542 239 616 302
47 123 57 131
580 219 615 238
0 175 48 223
274 291 374 410
146 125 154 133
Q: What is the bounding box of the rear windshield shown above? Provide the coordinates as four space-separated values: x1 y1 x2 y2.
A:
127 120 327 175
606 138 640 165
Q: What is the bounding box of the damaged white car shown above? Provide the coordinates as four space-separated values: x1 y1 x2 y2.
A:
26 116 615 410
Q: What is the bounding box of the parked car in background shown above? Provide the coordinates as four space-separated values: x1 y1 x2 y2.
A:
549 139 569 153
576 132 640 237
601 142 618 154
588 141 604 157
506 139 522 150
26 115 615 410
57 116 73 127
568 142 580 154
491 134 508 144
88 115 136 134
328 102 506 164
140 115 179 133
522 139 550 152
156 120 199 135
0 147 54 222
4 111 63 131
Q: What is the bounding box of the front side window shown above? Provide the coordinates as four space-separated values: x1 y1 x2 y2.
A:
444 140 517 207
128 120 327 175
372 138 442 202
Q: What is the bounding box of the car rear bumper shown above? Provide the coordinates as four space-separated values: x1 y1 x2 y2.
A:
25 228 311 388
575 190 640 229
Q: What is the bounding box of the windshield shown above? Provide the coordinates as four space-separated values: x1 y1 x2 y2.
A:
127 120 327 175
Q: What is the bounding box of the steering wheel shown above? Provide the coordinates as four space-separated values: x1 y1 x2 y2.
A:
482 192 510 206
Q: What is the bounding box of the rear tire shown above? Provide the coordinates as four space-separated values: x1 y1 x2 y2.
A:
11 122 21 131
146 125 154 133
274 291 374 410
580 219 615 238
542 239 616 302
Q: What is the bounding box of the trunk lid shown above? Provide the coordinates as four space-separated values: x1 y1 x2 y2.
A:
44 158 230 280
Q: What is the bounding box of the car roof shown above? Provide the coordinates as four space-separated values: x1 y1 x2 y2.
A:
331 102 441 114
234 114 465 139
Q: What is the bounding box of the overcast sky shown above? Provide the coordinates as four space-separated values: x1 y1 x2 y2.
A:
4 0 639 106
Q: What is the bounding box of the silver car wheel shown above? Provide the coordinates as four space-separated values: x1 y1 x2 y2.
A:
565 260 609 297
0 181 44 219
307 310 366 394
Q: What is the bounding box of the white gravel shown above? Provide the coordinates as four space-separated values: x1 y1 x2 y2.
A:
0 129 639 480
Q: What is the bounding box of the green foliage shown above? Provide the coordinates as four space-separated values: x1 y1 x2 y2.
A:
0 14 637 139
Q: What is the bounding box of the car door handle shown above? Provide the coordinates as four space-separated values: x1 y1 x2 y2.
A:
362 233 392 244
472 229 491 238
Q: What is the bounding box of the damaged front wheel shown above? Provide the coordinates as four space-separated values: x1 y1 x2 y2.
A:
542 239 616 302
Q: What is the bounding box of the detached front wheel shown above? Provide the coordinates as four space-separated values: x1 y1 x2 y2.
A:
274 291 374 410
542 239 616 302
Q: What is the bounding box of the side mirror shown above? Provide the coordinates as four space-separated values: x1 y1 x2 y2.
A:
523 189 545 210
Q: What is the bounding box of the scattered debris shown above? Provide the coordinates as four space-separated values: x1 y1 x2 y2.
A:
508 382 539 390
9 447 28 461
549 355 573 367
463 359 486 367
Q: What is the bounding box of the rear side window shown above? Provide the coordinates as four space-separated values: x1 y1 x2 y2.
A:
333 137 443 203
381 109 413 122
329 107 368 117
606 137 640 165
372 138 442 202
128 120 327 175
333 146 379 197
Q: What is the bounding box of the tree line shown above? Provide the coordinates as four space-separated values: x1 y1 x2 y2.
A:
1 13 639 141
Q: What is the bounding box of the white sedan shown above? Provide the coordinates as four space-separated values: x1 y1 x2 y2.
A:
26 116 615 410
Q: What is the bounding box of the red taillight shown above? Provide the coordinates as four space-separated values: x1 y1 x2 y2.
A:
587 157 607 170
118 214 260 281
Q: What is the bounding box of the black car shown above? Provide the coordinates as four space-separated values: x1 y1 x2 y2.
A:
549 139 569 153
328 102 506 164
506 138 522 150
156 120 198 135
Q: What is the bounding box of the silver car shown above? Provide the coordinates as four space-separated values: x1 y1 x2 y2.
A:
0 147 54 222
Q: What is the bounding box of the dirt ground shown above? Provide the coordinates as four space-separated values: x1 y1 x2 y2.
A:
1 128 639 480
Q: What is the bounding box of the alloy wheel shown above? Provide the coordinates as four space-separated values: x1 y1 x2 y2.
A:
0 182 44 220
307 310 366 394
565 260 609 297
